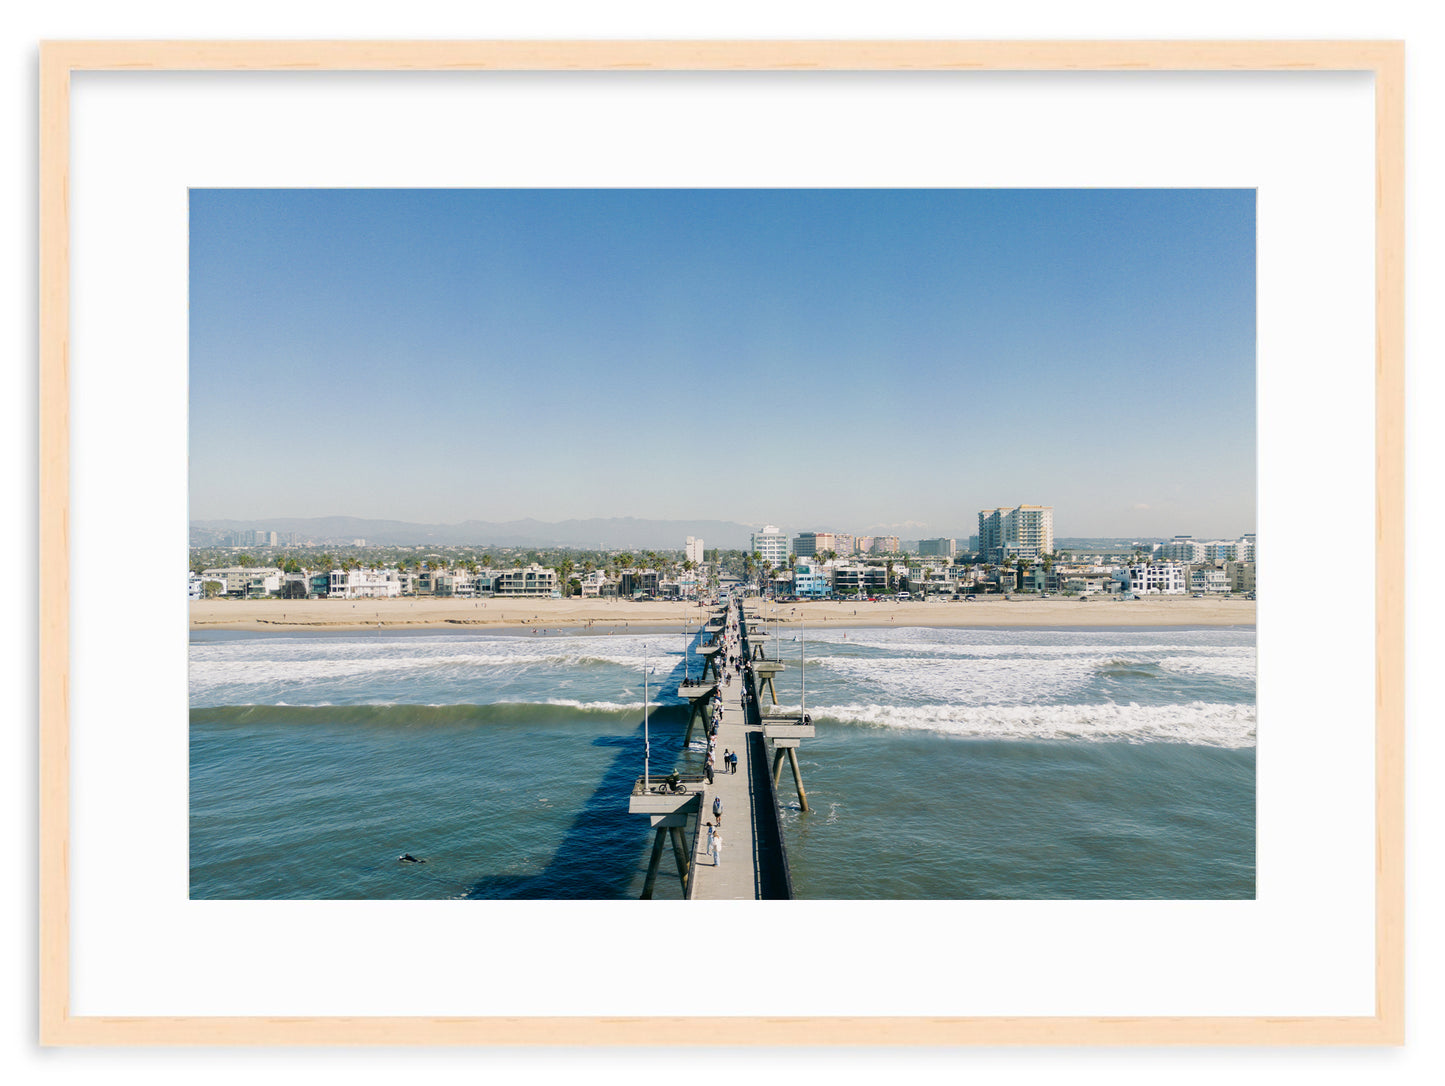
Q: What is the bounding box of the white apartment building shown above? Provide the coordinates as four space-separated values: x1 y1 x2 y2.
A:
1159 536 1205 562
751 525 790 567
579 570 612 597
1189 566 1229 594
200 566 283 597
1124 562 1187 595
328 568 402 599
1237 534 1257 563
977 505 1054 564
685 536 705 565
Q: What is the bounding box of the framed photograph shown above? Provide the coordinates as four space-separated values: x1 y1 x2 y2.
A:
39 40 1403 1045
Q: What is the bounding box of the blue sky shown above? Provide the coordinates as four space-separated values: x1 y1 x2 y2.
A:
190 189 1255 538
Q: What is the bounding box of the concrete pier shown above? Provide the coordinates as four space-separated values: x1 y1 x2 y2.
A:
628 597 795 899
686 599 790 900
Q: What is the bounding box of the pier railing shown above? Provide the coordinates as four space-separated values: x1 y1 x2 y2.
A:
630 773 708 797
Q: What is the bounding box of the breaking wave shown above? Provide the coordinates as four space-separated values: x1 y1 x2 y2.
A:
805 701 1256 748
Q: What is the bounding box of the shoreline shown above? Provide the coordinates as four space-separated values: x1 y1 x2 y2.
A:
190 596 1256 632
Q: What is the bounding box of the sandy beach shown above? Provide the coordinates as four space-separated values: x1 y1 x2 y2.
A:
190 594 1254 632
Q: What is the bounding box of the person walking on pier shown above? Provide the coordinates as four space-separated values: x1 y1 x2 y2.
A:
713 827 723 867
705 821 716 864
730 750 738 774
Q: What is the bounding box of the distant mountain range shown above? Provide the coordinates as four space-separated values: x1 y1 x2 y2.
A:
190 516 763 550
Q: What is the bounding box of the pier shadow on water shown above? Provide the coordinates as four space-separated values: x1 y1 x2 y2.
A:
462 648 699 900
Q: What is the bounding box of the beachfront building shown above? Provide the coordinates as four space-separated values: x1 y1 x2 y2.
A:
751 525 791 567
1237 534 1257 562
918 537 956 558
620 570 661 597
200 566 283 598
328 567 402 599
905 564 956 596
831 562 888 597
1227 561 1256 595
660 574 703 599
493 564 559 597
685 536 705 565
1189 566 1229 594
1062 573 1115 595
579 570 612 597
432 570 485 597
188 572 204 599
977 505 1054 564
1122 562 1187 595
793 562 830 598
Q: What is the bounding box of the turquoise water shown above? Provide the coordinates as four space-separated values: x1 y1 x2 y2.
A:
190 624 1255 899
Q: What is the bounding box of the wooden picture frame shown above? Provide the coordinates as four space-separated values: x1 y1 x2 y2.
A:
38 39 1404 1046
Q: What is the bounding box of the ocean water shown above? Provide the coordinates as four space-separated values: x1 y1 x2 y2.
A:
190 624 1255 899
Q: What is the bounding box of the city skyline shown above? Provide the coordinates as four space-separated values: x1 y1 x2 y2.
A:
191 189 1256 537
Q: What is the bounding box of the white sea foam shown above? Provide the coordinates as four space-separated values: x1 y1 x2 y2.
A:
1158 655 1258 681
806 701 1256 748
540 698 679 712
815 654 1100 704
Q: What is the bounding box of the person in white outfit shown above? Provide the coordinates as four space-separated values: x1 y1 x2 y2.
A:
712 827 723 866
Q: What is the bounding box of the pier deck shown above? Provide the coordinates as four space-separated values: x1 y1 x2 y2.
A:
686 600 791 899
688 638 757 899
629 598 795 900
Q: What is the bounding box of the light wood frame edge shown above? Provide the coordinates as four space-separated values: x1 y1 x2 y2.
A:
37 38 1405 1047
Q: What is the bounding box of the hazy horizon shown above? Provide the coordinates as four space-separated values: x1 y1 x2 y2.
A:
189 512 1252 552
190 189 1256 537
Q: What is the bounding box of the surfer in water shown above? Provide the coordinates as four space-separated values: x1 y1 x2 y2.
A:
398 853 426 864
